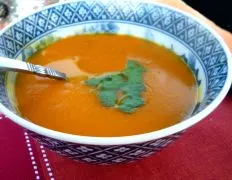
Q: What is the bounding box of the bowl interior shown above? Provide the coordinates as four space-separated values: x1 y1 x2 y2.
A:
0 0 230 135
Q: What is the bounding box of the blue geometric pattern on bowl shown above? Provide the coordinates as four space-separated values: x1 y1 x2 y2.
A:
0 0 229 164
28 130 182 165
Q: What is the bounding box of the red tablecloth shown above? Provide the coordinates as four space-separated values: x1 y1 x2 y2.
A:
0 93 232 180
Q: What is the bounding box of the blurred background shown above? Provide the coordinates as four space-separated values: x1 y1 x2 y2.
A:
183 0 231 32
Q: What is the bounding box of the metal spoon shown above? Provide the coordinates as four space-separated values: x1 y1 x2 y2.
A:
0 57 67 80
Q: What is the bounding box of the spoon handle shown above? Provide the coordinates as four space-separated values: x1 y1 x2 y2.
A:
0 57 67 80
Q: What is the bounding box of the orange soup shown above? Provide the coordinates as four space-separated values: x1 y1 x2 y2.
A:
15 34 197 137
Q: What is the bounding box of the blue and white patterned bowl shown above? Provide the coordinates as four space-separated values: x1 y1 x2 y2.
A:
0 0 231 165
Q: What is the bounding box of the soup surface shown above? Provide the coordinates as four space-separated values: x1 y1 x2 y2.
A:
15 34 197 137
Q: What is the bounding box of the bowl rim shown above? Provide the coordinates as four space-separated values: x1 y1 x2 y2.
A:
0 0 231 146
